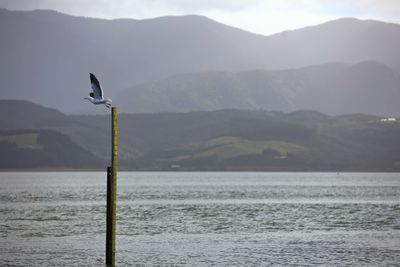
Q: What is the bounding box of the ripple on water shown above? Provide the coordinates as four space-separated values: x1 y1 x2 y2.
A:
0 172 399 266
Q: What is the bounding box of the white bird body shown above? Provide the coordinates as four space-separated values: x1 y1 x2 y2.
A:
84 96 112 107
84 73 112 108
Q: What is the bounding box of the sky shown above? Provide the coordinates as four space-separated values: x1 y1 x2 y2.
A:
1 0 400 35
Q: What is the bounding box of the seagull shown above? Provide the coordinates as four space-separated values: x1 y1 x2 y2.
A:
84 73 112 108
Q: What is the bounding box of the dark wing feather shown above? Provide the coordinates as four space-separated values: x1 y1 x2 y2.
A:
89 73 103 99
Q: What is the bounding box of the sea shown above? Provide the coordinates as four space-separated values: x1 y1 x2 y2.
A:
0 172 399 266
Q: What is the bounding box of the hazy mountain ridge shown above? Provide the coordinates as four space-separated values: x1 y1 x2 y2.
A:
0 8 267 113
1 100 399 171
265 17 400 68
1 9 400 113
117 61 400 115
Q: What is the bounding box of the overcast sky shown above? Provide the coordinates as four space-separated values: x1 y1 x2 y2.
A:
1 0 399 35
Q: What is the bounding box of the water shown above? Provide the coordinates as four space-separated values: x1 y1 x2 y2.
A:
0 172 399 266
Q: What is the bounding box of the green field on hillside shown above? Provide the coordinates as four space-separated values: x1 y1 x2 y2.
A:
168 136 307 160
0 134 42 149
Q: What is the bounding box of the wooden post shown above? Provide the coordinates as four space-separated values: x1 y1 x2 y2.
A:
106 166 112 265
106 107 118 266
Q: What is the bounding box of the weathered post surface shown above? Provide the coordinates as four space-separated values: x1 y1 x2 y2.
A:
106 107 118 266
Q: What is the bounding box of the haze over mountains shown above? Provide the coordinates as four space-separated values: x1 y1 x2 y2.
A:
1 8 400 115
117 61 400 115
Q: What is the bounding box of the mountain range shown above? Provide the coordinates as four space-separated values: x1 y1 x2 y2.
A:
117 61 400 115
1 9 400 114
1 100 400 171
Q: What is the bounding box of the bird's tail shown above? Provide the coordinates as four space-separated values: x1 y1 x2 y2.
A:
105 99 112 108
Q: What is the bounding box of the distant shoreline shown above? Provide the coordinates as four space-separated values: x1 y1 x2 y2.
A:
1 169 399 173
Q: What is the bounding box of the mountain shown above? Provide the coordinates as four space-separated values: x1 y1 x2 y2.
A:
0 100 69 129
0 8 266 113
1 100 400 171
0 100 103 168
1 9 400 113
264 17 400 69
0 127 103 170
0 129 102 169
117 61 400 115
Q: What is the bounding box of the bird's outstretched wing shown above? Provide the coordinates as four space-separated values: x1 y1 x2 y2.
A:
89 73 103 99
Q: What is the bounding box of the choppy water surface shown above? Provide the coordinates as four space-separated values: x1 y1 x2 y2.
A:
0 172 399 266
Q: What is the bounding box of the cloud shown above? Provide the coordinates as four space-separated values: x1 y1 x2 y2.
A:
1 0 399 35
146 0 260 12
